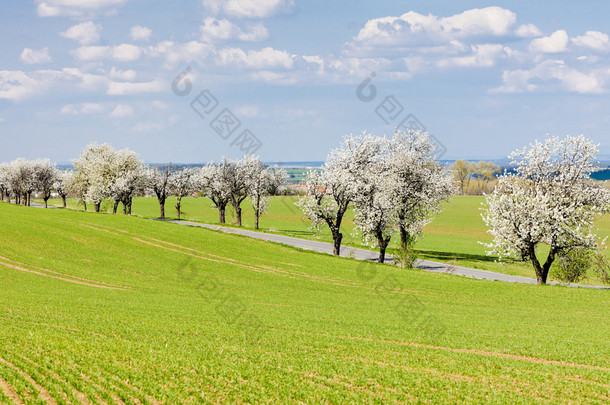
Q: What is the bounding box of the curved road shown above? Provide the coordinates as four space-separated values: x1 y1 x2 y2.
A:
161 220 609 290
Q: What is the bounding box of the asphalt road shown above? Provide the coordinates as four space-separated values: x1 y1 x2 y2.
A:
161 220 610 290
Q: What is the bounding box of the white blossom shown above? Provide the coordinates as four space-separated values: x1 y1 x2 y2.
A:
482 135 610 284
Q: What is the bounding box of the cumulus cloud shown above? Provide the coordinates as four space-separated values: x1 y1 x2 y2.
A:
108 67 136 81
202 0 294 19
148 40 213 68
349 7 517 54
572 31 610 52
437 44 507 68
0 70 44 100
19 48 52 64
200 18 268 42
72 44 142 62
130 25 152 41
492 59 603 94
61 22 102 45
216 47 294 69
529 30 569 53
515 23 542 38
36 0 127 18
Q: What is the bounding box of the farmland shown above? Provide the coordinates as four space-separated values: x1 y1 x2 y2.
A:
1 202 609 403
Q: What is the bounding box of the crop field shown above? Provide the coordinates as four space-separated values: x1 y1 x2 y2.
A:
44 196 610 284
0 202 609 403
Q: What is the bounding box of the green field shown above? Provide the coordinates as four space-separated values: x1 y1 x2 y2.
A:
1 202 609 403
44 195 610 284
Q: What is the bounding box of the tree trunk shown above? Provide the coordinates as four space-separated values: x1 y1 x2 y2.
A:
83 201 87 211
94 202 100 213
332 231 343 256
219 206 226 224
176 199 182 220
254 212 259 230
113 200 119 214
377 231 391 264
122 202 127 215
234 204 242 226
127 199 132 215
61 195 67 208
158 197 166 219
528 243 556 284
44 197 49 208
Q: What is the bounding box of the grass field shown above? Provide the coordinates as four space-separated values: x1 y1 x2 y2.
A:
1 202 609 403
43 195 610 284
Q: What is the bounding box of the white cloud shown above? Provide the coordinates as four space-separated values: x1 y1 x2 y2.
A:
19 48 52 64
437 44 506 68
0 70 54 101
72 44 142 62
61 22 102 45
107 79 164 95
515 23 542 38
60 102 106 114
248 70 297 84
148 41 213 68
110 104 134 117
350 7 516 53
108 67 136 81
202 0 294 19
130 25 152 41
572 31 610 52
113 44 142 61
36 0 127 18
216 47 294 69
529 30 569 53
492 59 603 94
200 18 268 42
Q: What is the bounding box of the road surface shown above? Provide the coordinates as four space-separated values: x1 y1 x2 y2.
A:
160 220 609 290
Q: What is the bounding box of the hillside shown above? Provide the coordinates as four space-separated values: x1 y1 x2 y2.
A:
1 203 609 403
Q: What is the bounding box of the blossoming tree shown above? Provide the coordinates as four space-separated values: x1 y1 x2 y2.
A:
482 135 610 284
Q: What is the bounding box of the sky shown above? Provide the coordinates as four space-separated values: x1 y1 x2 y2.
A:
1 0 610 163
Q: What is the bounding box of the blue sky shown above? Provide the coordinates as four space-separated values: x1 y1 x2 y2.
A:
1 0 610 163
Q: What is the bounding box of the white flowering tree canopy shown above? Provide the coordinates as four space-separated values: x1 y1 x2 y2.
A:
482 135 610 284
297 132 385 256
245 158 285 229
71 143 144 213
387 130 454 252
193 162 232 223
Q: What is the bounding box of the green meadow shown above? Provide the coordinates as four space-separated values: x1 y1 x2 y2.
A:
44 195 610 284
1 202 610 403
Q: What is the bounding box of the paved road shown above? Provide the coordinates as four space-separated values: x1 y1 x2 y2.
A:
7 201 57 209
160 220 609 290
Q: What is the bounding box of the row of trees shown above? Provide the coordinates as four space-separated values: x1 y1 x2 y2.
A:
0 159 69 208
3 135 608 285
451 160 501 195
194 155 285 229
298 130 454 265
0 144 286 229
